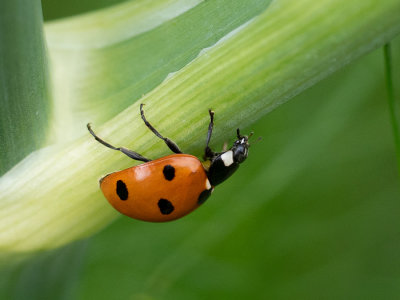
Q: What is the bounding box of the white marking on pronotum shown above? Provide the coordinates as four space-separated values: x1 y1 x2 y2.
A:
221 150 234 167
205 179 212 190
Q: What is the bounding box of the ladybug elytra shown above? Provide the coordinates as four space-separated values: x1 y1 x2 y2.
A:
87 104 251 222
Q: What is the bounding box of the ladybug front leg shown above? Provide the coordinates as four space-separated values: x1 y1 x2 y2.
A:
204 109 215 160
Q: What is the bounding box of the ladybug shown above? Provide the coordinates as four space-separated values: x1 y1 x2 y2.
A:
87 104 251 222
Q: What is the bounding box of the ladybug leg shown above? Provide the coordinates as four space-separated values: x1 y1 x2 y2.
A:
87 123 151 162
140 104 183 154
204 109 215 160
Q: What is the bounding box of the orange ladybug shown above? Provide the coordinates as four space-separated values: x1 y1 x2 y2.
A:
87 104 250 222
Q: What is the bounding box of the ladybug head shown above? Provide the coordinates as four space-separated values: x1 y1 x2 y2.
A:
231 129 251 164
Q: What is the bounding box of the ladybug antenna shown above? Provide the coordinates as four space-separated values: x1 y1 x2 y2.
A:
248 136 262 147
237 128 254 141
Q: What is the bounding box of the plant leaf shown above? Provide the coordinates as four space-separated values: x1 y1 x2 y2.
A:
0 0 399 258
45 0 272 141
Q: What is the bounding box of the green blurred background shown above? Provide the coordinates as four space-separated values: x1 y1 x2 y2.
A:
3 1 400 299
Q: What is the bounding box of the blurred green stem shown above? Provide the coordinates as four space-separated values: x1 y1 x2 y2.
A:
383 44 400 178
0 0 50 175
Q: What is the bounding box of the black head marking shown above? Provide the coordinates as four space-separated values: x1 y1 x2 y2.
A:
198 189 212 205
116 180 128 200
163 165 175 181
207 131 251 186
158 199 174 215
231 134 249 164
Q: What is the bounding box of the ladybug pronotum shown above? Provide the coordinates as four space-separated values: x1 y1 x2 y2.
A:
87 104 251 222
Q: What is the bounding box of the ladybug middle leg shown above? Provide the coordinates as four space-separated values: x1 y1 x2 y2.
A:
140 103 183 154
87 123 151 162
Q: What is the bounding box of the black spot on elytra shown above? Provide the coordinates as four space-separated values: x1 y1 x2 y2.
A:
158 199 174 215
116 180 128 200
198 189 212 205
163 165 175 181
